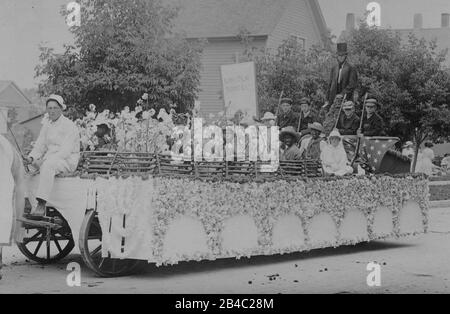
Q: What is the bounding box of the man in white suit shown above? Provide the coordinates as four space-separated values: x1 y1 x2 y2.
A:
24 95 80 218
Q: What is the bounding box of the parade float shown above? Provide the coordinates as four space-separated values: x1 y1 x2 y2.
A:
17 105 430 277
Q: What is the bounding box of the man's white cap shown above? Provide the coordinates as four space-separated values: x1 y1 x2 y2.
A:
46 94 66 110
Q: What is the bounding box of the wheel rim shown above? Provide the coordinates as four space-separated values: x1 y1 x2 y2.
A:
79 210 142 277
17 208 75 264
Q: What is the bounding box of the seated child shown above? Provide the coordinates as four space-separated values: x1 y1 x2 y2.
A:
94 123 113 151
320 129 353 176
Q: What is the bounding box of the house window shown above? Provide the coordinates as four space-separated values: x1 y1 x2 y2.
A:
289 35 306 49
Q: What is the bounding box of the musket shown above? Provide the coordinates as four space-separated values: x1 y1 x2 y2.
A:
333 93 347 130
351 93 369 167
274 90 284 126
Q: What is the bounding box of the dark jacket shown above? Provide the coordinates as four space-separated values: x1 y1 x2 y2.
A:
362 113 385 136
276 111 300 130
327 62 358 104
297 111 317 134
337 113 360 136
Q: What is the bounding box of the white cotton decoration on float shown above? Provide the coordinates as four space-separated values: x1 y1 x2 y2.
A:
272 214 305 250
339 209 369 243
308 213 338 248
399 201 424 235
162 216 209 262
372 206 394 238
221 215 258 255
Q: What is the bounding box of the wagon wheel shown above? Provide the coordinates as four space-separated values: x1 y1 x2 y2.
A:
17 208 75 264
79 210 144 277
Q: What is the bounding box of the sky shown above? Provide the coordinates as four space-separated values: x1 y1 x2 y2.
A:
1 0 450 89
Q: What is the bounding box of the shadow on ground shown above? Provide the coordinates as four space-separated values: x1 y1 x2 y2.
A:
133 241 416 279
9 240 417 280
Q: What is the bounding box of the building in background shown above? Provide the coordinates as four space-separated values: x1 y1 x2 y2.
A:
341 12 450 67
0 80 33 125
165 0 330 115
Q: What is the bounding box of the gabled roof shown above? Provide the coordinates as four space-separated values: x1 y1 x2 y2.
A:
0 80 32 105
164 0 328 42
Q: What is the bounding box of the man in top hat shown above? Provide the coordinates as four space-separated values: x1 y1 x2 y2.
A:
276 98 300 130
325 43 358 109
23 95 80 218
359 98 385 137
336 101 360 136
280 126 303 161
299 122 326 160
297 97 317 135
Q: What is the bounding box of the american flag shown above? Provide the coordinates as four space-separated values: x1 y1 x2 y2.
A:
359 137 399 172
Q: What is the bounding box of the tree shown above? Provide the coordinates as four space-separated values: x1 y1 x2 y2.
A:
242 36 334 116
35 0 204 115
245 21 450 172
347 22 450 171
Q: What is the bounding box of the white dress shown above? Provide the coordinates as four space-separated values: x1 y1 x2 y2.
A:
320 141 353 176
0 135 25 246
415 148 435 175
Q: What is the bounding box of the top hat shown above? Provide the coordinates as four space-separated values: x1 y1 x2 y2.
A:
336 43 348 56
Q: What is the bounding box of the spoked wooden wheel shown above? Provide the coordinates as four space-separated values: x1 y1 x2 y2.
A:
17 208 75 264
79 210 144 277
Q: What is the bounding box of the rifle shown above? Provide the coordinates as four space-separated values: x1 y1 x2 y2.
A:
274 90 284 126
351 93 368 167
333 94 347 130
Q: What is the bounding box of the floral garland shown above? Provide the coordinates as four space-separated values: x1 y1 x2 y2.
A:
75 103 177 153
94 174 429 266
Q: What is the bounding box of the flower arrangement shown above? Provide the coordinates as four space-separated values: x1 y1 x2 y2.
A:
95 173 429 265
75 99 180 153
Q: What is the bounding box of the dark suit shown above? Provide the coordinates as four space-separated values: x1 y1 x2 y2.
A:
276 111 300 130
297 112 317 133
362 113 385 136
327 62 358 104
337 113 360 135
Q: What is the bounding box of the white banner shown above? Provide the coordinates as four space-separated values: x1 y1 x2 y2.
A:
221 62 258 124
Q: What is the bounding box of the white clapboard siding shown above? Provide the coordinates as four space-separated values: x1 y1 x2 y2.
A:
197 38 266 115
266 0 323 51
